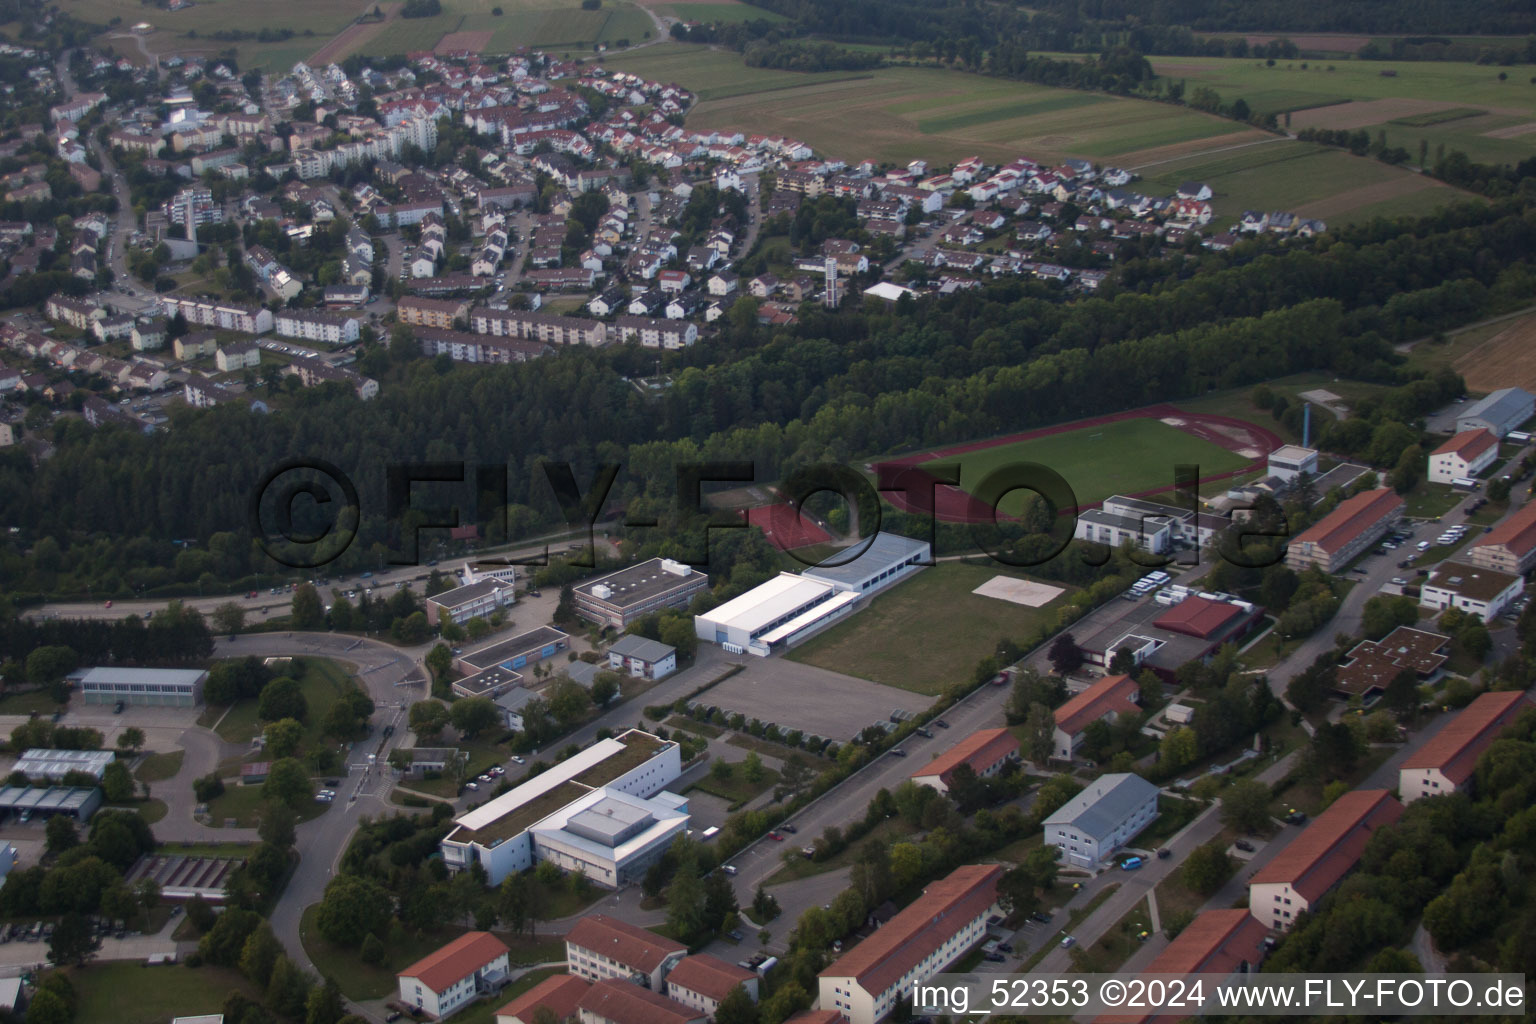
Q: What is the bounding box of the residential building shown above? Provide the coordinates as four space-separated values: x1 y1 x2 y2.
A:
161 296 273 335
174 332 219 361
1249 789 1403 931
274 308 363 344
574 558 710 630
397 931 512 1019
439 730 686 887
1053 673 1140 760
78 666 207 706
1283 488 1403 572
1399 691 1532 803
471 308 607 347
666 954 758 1016
398 295 471 329
1456 386 1534 438
578 979 704 1024
817 863 1002 1024
566 915 687 990
1419 562 1523 620
1043 772 1159 869
1427 429 1498 485
611 316 696 350
495 974 590 1024
1073 508 1172 554
606 635 677 681
1466 500 1536 574
215 342 260 372
426 578 516 627
907 728 1019 796
1093 910 1269 1024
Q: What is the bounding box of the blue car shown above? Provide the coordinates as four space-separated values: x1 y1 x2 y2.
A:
1120 856 1143 871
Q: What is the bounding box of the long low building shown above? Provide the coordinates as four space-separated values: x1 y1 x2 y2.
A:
77 666 207 707
1248 788 1403 931
455 626 570 675
0 785 102 822
908 728 1019 795
1466 500 1536 575
1399 690 1532 803
1284 487 1403 573
1093 909 1270 1024
426 578 516 627
574 558 711 630
440 729 686 887
13 748 115 781
818 863 1002 1024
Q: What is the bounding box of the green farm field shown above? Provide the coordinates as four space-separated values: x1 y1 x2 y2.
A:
787 561 1074 695
917 416 1252 514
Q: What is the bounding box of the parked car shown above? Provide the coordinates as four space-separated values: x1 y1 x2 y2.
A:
801 846 816 858
1284 809 1307 824
1235 839 1256 852
728 930 744 942
1030 911 1052 924
464 781 479 791
722 865 737 875
779 824 797 834
510 755 526 765
984 953 1006 963
1120 856 1143 870
998 942 1013 953
916 727 933 738
1060 936 1076 948
1157 847 1171 859
890 748 907 757
478 774 492 783
934 719 949 729
767 831 783 841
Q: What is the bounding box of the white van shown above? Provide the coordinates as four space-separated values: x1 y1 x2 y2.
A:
1417 541 1431 551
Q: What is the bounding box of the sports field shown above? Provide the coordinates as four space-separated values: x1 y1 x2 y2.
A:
786 561 1075 695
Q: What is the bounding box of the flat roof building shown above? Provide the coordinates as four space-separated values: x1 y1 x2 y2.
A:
1419 562 1524 621
908 728 1019 796
1399 691 1532 803
1467 500 1536 575
13 748 114 781
0 785 102 822
456 626 570 675
78 665 207 706
440 730 684 887
1285 488 1403 573
1267 445 1318 482
694 572 843 654
1043 772 1159 869
818 863 1002 1024
1073 509 1172 555
1248 789 1402 931
427 578 516 627
574 558 711 629
452 665 525 701
1335 626 1449 699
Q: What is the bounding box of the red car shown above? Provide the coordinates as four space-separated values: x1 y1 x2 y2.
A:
767 831 784 841
103 600 112 608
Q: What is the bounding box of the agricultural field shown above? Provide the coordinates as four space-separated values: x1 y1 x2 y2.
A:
1147 55 1536 164
786 561 1075 695
917 416 1254 514
60 0 361 70
1406 309 1536 394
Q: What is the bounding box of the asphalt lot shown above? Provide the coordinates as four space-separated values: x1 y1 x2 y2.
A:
700 655 932 741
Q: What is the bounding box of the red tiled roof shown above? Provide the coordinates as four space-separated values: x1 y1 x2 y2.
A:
1249 790 1403 902
665 954 754 1003
1400 690 1531 785
495 974 589 1023
1475 500 1536 559
909 728 1018 785
397 931 509 994
576 978 702 1024
1153 596 1242 639
784 1013 842 1024
1431 428 1496 460
819 863 1002 995
1054 674 1140 736
1291 488 1403 555
1094 910 1269 1024
566 915 686 974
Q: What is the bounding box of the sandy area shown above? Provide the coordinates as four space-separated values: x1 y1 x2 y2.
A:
309 12 395 66
1291 98 1468 132
436 30 494 55
972 576 1064 608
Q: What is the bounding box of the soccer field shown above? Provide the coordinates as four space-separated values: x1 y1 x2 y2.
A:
918 418 1252 514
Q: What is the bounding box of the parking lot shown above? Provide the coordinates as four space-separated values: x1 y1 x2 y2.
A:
698 656 932 741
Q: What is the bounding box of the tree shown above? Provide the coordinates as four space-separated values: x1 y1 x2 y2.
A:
213 601 246 634
316 874 391 947
1311 722 1361 780
46 814 78 856
292 584 325 629
666 864 707 943
259 676 308 722
1219 779 1273 834
425 643 453 683
240 922 285 986
101 760 135 802
259 801 297 849
546 678 590 728
262 758 314 809
360 932 385 965
1456 619 1493 662
592 671 620 708
410 699 450 740
714 985 760 1024
263 717 304 759
996 864 1040 918
266 955 315 1021
1160 726 1198 771
25 987 72 1024
946 762 986 812
742 751 765 783
1048 633 1083 675
1181 841 1234 896
1382 667 1420 717
306 977 347 1024
48 911 101 966
704 869 739 932
450 696 499 738
116 726 145 753
1023 702 1055 765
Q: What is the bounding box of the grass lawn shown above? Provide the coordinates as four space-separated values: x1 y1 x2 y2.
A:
157 840 261 858
0 688 65 716
106 798 167 824
765 816 919 885
993 831 1044 865
67 962 263 1024
918 417 1252 514
787 561 1074 695
1071 896 1153 973
210 657 356 754
665 715 723 739
135 750 185 783
1152 870 1210 938
725 733 826 764
1403 481 1468 519
657 2 786 25
206 784 327 828
1136 796 1205 849
1268 743 1395 819
687 765 780 810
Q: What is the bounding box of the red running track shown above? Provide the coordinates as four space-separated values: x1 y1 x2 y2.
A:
740 502 834 551
871 404 1284 524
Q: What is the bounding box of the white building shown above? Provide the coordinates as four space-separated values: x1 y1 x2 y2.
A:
78 666 207 707
426 578 516 626
1248 790 1402 931
1073 508 1172 554
1457 387 1534 438
397 932 511 1019
1042 772 1159 869
1266 445 1318 482
566 914 686 990
439 730 685 886
666 954 758 1016
14 749 115 781
1399 691 1531 803
1427 429 1498 485
693 573 848 655
274 308 363 344
1419 562 1523 621
606 635 677 681
817 863 1001 1024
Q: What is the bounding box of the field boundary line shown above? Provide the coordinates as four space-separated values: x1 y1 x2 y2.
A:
1126 133 1290 172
